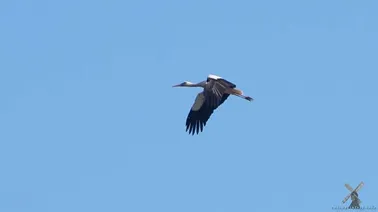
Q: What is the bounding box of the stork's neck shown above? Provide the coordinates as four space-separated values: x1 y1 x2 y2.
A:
186 81 206 88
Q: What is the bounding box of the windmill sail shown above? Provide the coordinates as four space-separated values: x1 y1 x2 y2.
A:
342 182 364 204
342 193 351 204
355 182 364 193
345 184 354 192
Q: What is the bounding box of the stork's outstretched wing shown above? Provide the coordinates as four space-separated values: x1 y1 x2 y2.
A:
186 93 213 135
185 92 230 135
205 77 237 109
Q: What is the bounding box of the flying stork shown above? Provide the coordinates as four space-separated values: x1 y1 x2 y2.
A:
173 74 253 135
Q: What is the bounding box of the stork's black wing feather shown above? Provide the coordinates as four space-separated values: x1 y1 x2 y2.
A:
204 79 236 109
185 93 233 135
218 94 230 109
186 100 214 135
218 78 236 88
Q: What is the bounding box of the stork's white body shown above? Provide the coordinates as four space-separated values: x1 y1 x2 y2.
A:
207 74 222 80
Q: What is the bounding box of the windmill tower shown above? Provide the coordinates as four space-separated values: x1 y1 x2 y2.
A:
342 182 364 209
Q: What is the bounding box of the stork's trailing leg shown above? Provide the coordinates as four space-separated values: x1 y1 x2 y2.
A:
235 94 253 101
227 88 253 101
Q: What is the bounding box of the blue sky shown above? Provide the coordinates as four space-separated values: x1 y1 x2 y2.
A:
0 0 377 211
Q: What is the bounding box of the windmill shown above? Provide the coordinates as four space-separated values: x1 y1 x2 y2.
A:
342 182 364 209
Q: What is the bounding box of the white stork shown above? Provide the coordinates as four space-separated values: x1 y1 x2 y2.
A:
173 74 253 135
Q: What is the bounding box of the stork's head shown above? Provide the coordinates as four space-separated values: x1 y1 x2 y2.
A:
172 81 193 87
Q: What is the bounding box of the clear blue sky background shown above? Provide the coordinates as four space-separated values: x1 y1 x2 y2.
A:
0 0 377 211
